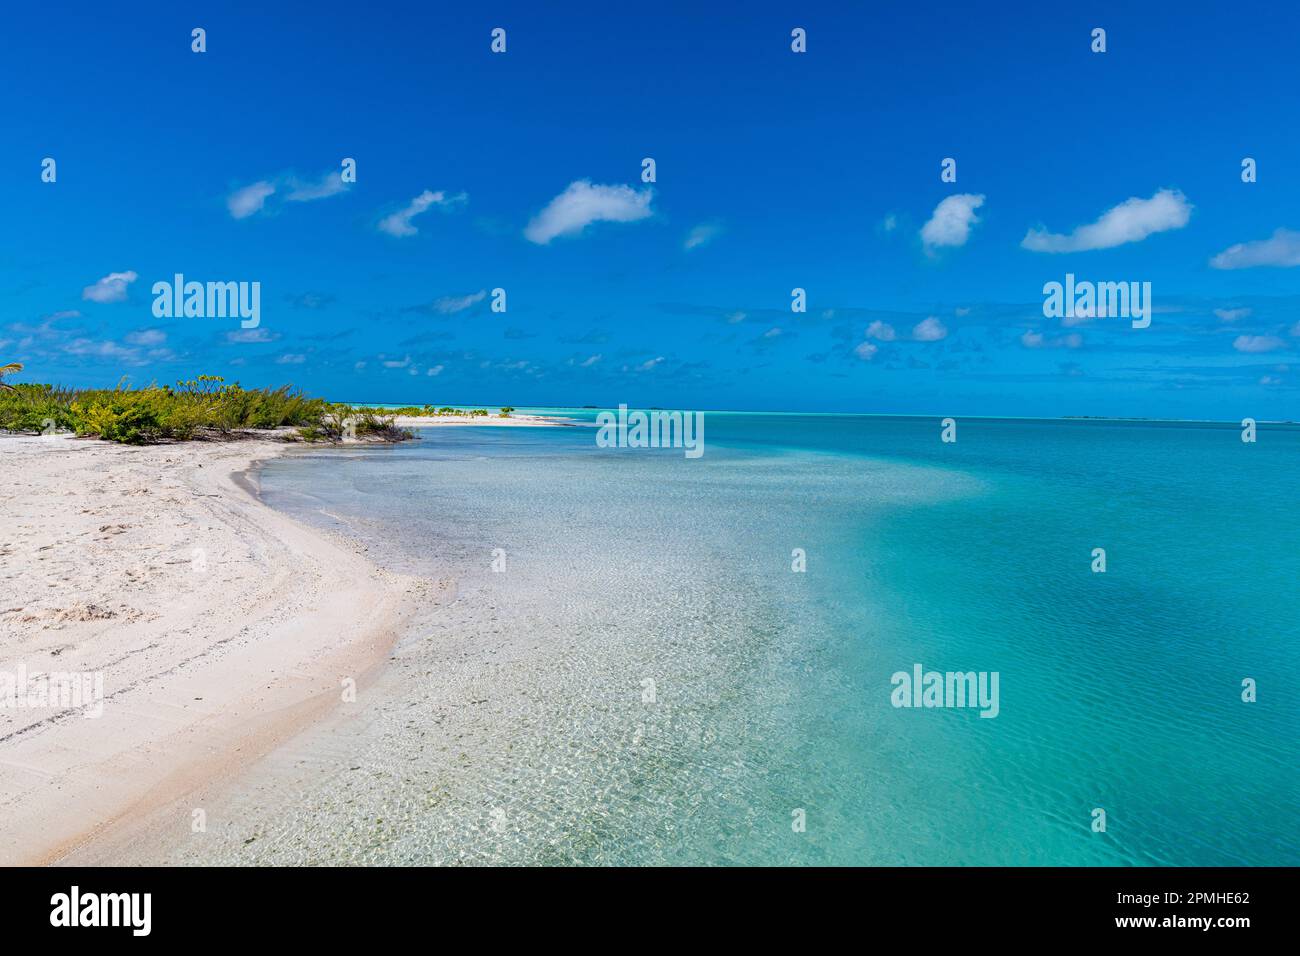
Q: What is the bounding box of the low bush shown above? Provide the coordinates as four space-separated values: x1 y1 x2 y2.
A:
1 374 337 445
297 404 415 444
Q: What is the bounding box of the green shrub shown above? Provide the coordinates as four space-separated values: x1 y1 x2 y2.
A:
0 384 75 434
5 374 347 444
1 371 482 445
69 394 164 444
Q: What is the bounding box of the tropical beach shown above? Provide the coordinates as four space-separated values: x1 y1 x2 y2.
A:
1 4 1296 933
4 410 1296 866
0 412 560 864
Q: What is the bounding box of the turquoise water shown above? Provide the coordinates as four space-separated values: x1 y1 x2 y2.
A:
224 414 1297 865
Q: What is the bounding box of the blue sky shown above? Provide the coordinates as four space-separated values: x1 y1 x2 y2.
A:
4 0 1300 417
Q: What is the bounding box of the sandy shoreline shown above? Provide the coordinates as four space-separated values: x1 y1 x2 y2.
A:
0 420 562 865
391 412 575 428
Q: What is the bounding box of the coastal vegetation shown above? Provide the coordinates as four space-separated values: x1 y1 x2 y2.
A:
359 405 497 417
0 373 415 445
297 405 414 444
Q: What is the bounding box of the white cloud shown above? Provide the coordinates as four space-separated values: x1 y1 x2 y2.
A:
726 311 746 324
763 327 782 338
920 194 985 252
227 181 276 219
1022 189 1192 253
1021 330 1083 349
378 190 467 237
426 365 444 376
228 169 351 220
882 214 897 232
276 353 306 364
1214 307 1251 322
433 289 487 314
226 328 278 343
1233 335 1286 353
866 320 896 341
854 341 879 361
125 329 166 346
638 355 664 371
286 170 348 202
82 271 138 304
63 338 140 361
1059 302 1100 327
383 355 412 368
580 354 602 367
525 180 653 244
912 317 948 341
684 223 722 250
1210 228 1300 269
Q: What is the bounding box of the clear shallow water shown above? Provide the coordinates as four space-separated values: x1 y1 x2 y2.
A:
195 415 1298 865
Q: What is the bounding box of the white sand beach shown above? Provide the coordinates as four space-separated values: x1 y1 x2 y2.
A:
391 412 573 428
0 418 560 865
